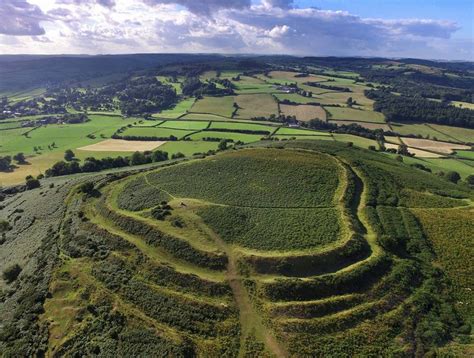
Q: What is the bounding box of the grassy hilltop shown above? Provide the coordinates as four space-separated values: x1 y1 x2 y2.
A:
0 140 472 356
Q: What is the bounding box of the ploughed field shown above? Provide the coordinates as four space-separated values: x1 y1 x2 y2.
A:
1 141 464 357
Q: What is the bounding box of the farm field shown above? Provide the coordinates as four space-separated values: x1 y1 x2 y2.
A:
274 93 319 104
233 76 277 94
384 143 444 158
428 124 474 144
400 137 471 154
158 120 209 130
209 121 275 132
0 115 140 157
325 106 386 123
454 150 474 160
273 135 335 141
153 98 195 118
450 101 474 110
274 127 330 136
332 133 378 149
120 126 196 139
181 113 231 121
280 104 326 121
189 96 235 117
77 139 165 152
234 94 279 119
189 131 263 143
389 123 457 142
159 141 220 156
384 153 474 179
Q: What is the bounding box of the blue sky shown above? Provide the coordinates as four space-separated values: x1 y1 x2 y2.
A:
295 0 473 38
0 0 472 59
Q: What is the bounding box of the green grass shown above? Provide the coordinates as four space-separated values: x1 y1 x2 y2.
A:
159 141 219 156
325 107 385 123
235 94 279 119
189 131 263 143
454 150 474 160
274 93 319 104
121 127 196 139
199 206 341 251
146 149 340 207
234 76 277 94
0 114 139 157
159 120 209 130
332 133 378 149
389 123 456 142
181 113 231 121
153 98 195 119
274 127 331 136
427 124 474 144
190 96 235 117
209 121 275 132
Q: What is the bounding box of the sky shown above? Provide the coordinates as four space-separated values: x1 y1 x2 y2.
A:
0 0 472 60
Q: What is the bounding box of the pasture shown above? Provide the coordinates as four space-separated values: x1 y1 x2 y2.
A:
189 96 235 117
189 131 263 143
154 98 195 119
159 120 210 130
120 126 196 139
275 127 331 136
325 107 386 123
280 104 326 121
274 93 319 104
234 94 279 119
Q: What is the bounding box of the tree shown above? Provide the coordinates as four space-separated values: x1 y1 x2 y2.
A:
445 171 461 184
79 182 95 194
13 152 26 164
0 220 10 233
3 264 22 283
64 149 76 162
466 174 474 186
397 144 411 156
218 139 228 151
346 97 354 107
0 156 12 172
171 152 185 159
130 151 147 166
25 177 41 190
151 150 169 162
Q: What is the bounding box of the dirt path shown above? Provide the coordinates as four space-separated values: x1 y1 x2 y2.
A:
199 222 288 358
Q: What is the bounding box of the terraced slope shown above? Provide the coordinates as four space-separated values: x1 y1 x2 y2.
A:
2 142 471 356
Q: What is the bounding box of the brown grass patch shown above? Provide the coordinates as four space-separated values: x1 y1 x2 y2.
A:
401 138 470 154
77 139 166 152
281 104 326 122
384 143 444 158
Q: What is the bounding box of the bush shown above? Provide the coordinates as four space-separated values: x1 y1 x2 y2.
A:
3 264 22 283
25 178 41 190
445 171 461 184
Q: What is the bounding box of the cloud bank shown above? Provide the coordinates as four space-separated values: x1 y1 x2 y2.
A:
0 0 471 60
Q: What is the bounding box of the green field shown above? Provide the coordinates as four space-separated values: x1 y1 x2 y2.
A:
121 126 196 139
274 93 320 104
159 141 220 156
234 94 279 119
0 115 139 157
158 120 209 130
189 131 263 143
234 76 277 94
153 98 195 119
274 127 331 136
209 121 275 132
389 123 457 142
325 107 385 123
454 150 474 160
189 96 235 117
332 133 378 149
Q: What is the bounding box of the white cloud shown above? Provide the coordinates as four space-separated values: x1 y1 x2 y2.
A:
0 0 470 60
